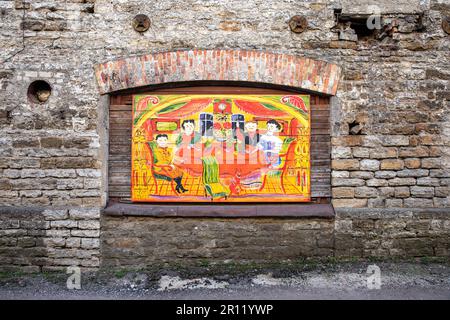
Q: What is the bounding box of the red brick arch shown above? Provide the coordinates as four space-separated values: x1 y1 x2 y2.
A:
94 49 342 95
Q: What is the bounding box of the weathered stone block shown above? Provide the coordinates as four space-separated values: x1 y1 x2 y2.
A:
350 171 374 179
404 158 421 169
430 170 450 178
332 199 368 208
63 137 91 149
421 158 442 169
19 190 42 198
355 187 378 198
331 159 360 170
44 169 77 178
370 148 398 159
17 237 36 248
78 220 100 230
43 226 71 236
434 198 449 207
368 198 386 208
331 136 362 147
40 137 63 149
56 179 85 190
69 208 100 220
71 230 100 237
3 169 21 179
396 169 429 178
43 237 66 247
331 178 365 187
399 146 429 158
332 187 355 198
332 146 352 159
76 169 102 178
0 190 19 198
65 238 81 248
55 157 99 169
429 147 442 157
352 147 370 158
7 159 40 169
395 187 410 198
21 169 46 178
43 209 68 221
417 177 440 186
404 198 434 208
380 135 409 147
84 179 101 189
50 220 78 229
388 178 416 186
385 199 403 208
12 138 40 148
331 171 350 178
359 159 380 171
81 238 100 249
375 171 397 179
366 179 388 187
379 187 395 197
435 187 449 198
381 159 404 170
410 186 434 198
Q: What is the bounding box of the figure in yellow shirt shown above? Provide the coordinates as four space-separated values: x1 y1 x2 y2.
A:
151 134 188 193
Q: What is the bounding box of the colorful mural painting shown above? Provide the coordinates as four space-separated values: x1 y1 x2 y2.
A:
131 95 311 202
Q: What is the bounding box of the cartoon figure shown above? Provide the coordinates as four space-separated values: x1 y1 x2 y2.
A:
175 119 202 164
152 134 188 193
243 121 260 153
256 119 283 168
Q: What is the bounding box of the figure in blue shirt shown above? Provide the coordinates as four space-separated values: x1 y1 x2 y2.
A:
256 119 283 168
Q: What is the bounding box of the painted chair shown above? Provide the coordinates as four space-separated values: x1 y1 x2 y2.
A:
144 142 178 195
259 137 296 194
201 156 230 201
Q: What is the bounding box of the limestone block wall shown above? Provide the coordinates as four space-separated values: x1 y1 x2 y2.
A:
101 216 335 268
0 0 449 269
0 207 100 271
334 208 450 257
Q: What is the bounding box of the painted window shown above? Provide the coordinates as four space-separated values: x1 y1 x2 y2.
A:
199 113 214 137
132 94 311 203
231 114 245 136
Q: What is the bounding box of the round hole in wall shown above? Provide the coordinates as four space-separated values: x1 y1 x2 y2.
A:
27 80 52 104
289 15 308 33
132 14 151 33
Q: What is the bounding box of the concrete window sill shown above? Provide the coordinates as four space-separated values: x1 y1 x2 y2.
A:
102 201 335 218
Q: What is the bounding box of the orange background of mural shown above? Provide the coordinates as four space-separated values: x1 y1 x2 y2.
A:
131 95 311 202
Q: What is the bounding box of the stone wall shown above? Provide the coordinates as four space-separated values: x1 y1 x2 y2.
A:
101 216 335 268
0 207 100 271
0 0 449 269
101 208 449 267
335 208 450 257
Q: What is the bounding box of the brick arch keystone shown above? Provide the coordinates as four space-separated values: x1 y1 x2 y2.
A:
94 49 342 95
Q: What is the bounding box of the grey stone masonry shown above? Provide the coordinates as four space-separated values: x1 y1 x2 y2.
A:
0 207 100 271
0 0 449 269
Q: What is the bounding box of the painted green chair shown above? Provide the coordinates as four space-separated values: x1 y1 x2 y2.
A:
201 156 230 201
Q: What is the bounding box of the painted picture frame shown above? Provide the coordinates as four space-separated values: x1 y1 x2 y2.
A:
131 94 311 202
